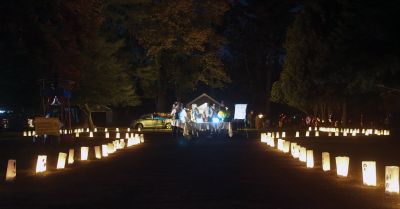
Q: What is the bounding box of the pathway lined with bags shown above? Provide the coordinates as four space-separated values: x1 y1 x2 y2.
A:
0 133 397 209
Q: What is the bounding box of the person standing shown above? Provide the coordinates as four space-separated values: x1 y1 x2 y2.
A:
208 103 216 121
247 110 254 128
171 102 180 138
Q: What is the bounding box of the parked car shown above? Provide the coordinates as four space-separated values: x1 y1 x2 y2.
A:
131 113 172 129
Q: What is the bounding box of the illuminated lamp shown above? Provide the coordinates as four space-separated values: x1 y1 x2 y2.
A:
127 138 133 147
322 152 330 171
127 128 130 132
261 133 267 143
86 128 89 132
80 147 89 161
308 127 312 131
257 113 263 119
269 137 275 147
276 132 280 139
305 131 310 137
107 143 114 154
105 128 108 132
89 132 93 138
101 144 108 157
94 146 101 159
136 136 141 144
299 147 306 162
113 139 119 152
352 132 356 136
314 127 317 131
343 132 347 137
295 131 299 138
56 152 67 169
105 132 109 138
75 132 79 138
5 159 16 181
116 132 120 139
315 131 319 137
68 149 74 164
385 166 399 194
335 156 350 177
28 131 32 136
138 127 141 132
282 132 286 138
293 144 300 159
335 132 339 136
306 150 314 168
36 155 47 173
125 133 129 139
266 136 272 146
328 132 332 137
116 128 119 132
277 139 283 151
23 131 27 136
113 140 119 150
290 143 297 157
228 123 233 138
362 161 376 186
283 141 290 153
120 139 125 148
140 134 144 143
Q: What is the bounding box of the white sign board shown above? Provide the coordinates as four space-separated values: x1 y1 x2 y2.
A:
234 104 247 120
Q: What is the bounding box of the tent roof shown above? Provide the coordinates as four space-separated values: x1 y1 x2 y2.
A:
186 93 221 108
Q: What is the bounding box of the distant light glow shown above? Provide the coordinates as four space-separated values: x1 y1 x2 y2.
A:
212 117 220 123
28 119 34 128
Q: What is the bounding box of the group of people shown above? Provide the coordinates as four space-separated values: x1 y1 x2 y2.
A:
191 103 221 123
170 101 229 137
171 102 228 124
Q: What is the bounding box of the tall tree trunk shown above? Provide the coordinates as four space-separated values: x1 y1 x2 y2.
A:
265 63 272 118
327 105 332 124
155 57 168 112
341 100 347 127
156 92 167 112
83 103 94 130
321 103 326 123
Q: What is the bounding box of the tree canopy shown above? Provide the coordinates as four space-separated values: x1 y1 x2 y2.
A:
0 0 139 113
271 0 400 123
105 0 231 111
